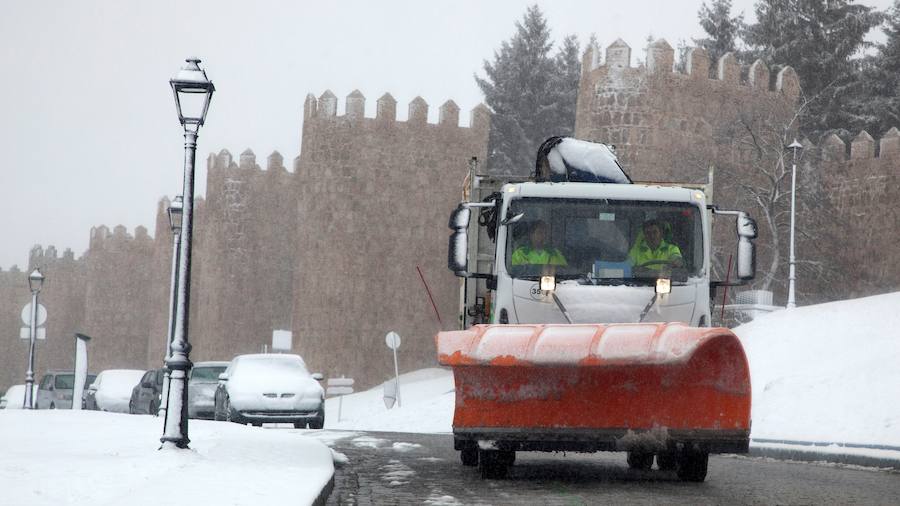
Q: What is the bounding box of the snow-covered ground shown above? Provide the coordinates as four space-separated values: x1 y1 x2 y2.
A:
734 291 900 447
324 292 900 457
0 410 334 506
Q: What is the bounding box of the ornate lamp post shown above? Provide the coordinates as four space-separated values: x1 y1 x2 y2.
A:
160 58 214 449
23 268 44 409
786 139 803 309
158 196 183 421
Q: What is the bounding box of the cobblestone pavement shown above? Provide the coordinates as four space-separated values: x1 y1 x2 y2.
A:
300 430 900 505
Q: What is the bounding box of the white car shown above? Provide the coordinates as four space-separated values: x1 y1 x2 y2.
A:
0 384 37 409
92 369 145 413
214 354 325 428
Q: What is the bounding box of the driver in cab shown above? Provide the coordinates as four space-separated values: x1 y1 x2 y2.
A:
511 221 568 266
628 219 683 272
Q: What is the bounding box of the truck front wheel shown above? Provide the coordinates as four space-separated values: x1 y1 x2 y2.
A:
460 447 478 466
478 450 509 479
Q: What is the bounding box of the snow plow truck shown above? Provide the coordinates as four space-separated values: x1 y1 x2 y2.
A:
437 137 758 481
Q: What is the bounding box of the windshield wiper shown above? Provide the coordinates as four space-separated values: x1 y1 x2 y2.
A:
551 292 574 324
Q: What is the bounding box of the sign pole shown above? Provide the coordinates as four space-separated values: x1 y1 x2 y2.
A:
392 346 401 408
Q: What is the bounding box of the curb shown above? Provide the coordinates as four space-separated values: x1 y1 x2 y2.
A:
748 442 900 470
312 473 335 506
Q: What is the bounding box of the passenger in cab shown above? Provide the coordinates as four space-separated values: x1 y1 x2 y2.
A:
511 221 568 266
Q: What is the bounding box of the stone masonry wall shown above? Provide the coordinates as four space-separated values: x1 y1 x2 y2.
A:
292 90 489 387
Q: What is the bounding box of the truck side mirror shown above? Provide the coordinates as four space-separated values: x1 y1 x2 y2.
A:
736 213 757 280
448 205 471 276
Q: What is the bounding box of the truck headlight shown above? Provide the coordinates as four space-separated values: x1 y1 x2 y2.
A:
540 276 556 292
656 278 671 295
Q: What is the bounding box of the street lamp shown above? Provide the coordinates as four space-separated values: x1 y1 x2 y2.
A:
786 139 803 309
23 268 44 409
158 196 183 422
161 58 214 450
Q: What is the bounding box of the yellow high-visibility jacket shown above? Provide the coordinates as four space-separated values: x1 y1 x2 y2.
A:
628 239 682 269
511 246 568 266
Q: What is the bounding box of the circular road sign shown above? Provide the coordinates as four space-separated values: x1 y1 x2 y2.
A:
385 331 401 350
21 303 47 327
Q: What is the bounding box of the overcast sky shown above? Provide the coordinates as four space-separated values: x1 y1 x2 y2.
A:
0 0 891 269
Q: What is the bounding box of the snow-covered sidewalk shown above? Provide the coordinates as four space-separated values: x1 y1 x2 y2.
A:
0 410 334 506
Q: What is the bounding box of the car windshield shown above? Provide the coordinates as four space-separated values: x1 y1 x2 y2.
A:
191 366 226 382
54 374 75 389
505 197 704 283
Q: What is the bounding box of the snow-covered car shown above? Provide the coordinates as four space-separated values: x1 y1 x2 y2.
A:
214 354 325 428
91 369 145 413
188 361 229 419
1 384 37 409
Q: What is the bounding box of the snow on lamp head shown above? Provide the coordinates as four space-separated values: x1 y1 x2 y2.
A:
170 58 215 132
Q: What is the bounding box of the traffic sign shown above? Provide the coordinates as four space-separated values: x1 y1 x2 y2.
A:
327 377 355 387
326 386 354 396
385 331 401 350
19 327 46 340
21 303 47 326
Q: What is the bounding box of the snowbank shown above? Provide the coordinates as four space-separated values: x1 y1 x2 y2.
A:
734 291 900 447
324 368 454 433
0 410 333 506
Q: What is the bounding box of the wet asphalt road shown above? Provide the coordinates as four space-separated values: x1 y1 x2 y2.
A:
299 430 900 506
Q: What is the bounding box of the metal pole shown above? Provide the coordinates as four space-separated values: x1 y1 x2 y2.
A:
161 130 197 449
787 144 799 309
158 229 181 420
23 290 38 409
392 347 401 408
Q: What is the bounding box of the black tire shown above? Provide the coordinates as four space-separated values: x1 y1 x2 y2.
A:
656 451 677 471
676 449 709 482
308 409 325 429
499 450 515 467
627 451 654 470
149 401 159 416
224 397 243 425
293 421 307 429
460 447 478 467
49 403 55 410
251 422 262 427
128 400 135 414
478 450 509 479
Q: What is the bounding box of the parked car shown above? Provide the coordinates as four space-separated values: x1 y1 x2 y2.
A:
91 369 145 413
1 384 37 409
188 361 229 419
214 354 325 428
129 368 165 415
36 370 97 409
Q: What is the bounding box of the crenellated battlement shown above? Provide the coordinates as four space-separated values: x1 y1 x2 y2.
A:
206 148 292 175
801 127 900 162
302 90 491 130
87 223 153 251
581 39 800 99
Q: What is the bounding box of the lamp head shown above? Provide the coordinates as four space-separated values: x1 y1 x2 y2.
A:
167 195 184 233
28 268 44 293
170 57 215 131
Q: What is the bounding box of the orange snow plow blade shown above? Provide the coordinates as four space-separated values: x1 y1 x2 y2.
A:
437 323 751 453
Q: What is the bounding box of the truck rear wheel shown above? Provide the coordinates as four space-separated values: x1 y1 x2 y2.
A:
675 449 709 482
627 451 654 470
656 451 677 471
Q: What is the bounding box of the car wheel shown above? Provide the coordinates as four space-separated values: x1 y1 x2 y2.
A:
675 448 709 482
224 397 243 425
149 401 159 416
293 421 307 429
128 400 135 415
308 408 325 430
627 451 654 471
50 403 55 410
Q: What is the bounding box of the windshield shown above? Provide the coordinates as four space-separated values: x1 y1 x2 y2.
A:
505 198 703 283
54 374 74 389
233 356 309 379
191 366 226 382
